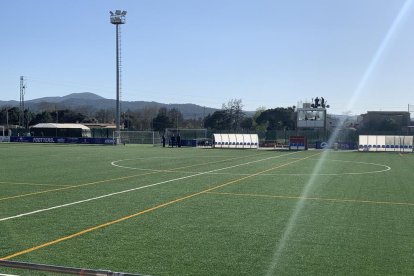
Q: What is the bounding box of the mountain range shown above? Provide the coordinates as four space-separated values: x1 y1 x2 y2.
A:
0 92 218 119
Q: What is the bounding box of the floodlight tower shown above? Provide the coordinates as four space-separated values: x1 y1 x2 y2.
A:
110 10 127 144
19 76 26 127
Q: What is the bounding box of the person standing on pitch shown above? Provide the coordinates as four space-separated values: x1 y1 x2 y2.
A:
177 133 181 148
170 134 176 147
162 135 166 147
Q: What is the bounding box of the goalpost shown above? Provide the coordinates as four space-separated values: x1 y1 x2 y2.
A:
164 128 208 140
113 131 161 145
164 128 209 147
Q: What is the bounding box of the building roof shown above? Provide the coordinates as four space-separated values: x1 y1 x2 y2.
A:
82 123 116 129
30 123 90 130
365 111 410 115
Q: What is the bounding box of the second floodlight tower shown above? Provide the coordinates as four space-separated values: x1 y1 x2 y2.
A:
110 10 127 144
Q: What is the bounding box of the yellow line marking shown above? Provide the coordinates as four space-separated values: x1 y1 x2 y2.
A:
1 152 317 260
0 152 271 201
205 191 414 207
0 181 70 187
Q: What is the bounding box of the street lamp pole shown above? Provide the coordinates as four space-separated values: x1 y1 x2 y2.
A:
6 108 9 128
110 10 127 144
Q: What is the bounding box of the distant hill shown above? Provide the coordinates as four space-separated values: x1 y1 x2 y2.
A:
29 92 106 103
0 92 218 119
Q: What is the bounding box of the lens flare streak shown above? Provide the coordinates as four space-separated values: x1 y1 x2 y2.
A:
265 1 413 274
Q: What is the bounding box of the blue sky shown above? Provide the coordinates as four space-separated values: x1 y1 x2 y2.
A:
1 0 414 115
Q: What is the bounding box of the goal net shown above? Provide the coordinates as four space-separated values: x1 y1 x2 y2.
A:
164 128 208 140
163 128 209 147
114 131 161 145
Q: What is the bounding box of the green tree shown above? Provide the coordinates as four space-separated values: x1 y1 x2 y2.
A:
222 98 244 131
167 108 184 129
204 110 232 131
252 106 267 131
255 107 295 131
379 118 400 132
152 108 173 132
0 107 20 125
240 117 253 131
24 109 35 128
56 109 86 123
31 111 54 124
94 109 114 124
140 106 158 130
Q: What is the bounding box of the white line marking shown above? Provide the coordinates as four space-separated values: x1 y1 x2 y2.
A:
0 152 300 222
110 154 268 171
211 159 391 176
111 158 391 176
110 160 168 172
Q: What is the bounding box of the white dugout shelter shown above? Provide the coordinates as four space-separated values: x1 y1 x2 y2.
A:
213 133 259 149
358 135 413 152
30 123 91 138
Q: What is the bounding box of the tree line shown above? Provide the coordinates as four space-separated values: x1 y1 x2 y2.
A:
0 99 299 133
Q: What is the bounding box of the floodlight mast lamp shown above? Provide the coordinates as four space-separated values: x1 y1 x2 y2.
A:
110 10 126 144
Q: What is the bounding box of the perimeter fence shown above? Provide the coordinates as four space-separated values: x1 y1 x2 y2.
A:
3 126 414 148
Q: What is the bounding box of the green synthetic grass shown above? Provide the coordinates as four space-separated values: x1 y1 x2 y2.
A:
0 143 413 275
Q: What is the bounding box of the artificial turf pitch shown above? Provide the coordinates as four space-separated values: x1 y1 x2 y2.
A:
0 143 413 275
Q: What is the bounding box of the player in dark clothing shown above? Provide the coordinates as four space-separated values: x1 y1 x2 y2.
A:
170 135 176 147
177 134 181 148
